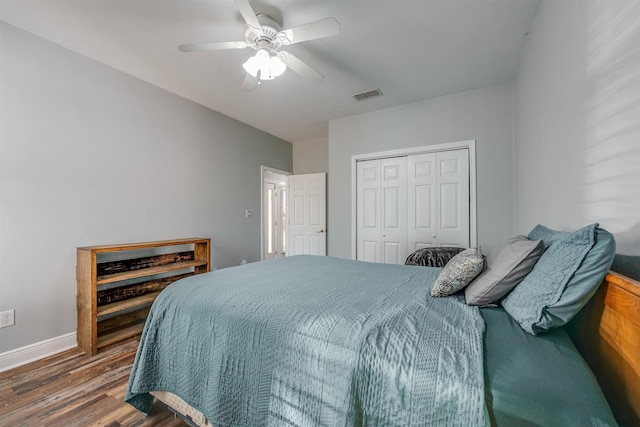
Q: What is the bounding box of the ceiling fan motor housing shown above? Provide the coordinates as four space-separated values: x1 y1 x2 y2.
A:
245 13 282 51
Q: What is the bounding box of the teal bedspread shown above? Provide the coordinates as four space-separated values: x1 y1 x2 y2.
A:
125 255 486 426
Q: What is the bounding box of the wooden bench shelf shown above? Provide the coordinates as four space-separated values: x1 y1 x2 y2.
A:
97 291 161 318
97 321 147 349
77 238 210 355
96 259 209 285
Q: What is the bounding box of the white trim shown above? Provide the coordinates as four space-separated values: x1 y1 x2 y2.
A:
260 165 292 261
351 140 478 259
0 332 77 372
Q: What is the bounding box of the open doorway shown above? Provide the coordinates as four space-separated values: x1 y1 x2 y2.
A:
261 166 290 260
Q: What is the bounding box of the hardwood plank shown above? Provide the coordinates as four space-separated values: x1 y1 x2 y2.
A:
77 248 97 356
97 292 160 317
0 338 188 426
97 274 191 305
604 282 640 327
569 272 640 426
78 238 210 253
97 322 146 349
600 304 640 377
97 252 195 277
98 308 151 336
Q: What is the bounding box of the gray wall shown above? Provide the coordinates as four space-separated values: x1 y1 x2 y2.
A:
0 23 292 352
514 1 640 279
293 137 329 174
328 83 515 259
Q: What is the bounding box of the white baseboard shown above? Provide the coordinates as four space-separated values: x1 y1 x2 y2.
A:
0 332 77 373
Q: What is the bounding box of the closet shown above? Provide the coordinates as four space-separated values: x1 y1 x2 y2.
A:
356 148 470 264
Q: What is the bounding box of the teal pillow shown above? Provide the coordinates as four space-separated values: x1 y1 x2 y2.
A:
503 224 615 335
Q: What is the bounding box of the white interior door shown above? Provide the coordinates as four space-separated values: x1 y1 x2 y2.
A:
407 150 469 248
356 160 381 262
356 148 470 263
356 157 407 264
408 153 437 250
436 150 470 247
286 173 326 256
380 157 408 264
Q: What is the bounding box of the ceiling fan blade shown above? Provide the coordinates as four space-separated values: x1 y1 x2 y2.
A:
178 41 247 52
278 51 324 84
233 0 261 30
278 17 340 45
242 72 260 91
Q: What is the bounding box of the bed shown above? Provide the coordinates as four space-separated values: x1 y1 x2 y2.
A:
125 224 639 426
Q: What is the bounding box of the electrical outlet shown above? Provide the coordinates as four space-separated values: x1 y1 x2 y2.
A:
0 309 15 328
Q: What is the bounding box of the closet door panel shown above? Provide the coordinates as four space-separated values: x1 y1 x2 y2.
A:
408 153 437 250
357 160 381 262
380 157 408 264
356 148 470 262
362 240 379 263
383 242 402 265
383 187 400 228
440 183 460 229
436 150 470 247
362 189 378 227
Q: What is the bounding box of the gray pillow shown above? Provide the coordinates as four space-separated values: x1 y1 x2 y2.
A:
465 236 545 307
431 247 484 297
502 224 608 335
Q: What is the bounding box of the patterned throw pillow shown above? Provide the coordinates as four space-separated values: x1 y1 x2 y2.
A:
405 247 466 268
431 247 484 297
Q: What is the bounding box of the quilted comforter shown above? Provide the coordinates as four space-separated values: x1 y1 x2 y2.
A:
125 255 486 426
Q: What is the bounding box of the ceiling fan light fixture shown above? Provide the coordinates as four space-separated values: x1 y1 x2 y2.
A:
243 49 286 81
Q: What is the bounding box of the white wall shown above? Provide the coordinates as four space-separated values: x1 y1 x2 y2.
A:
293 137 328 174
328 83 515 259
0 23 292 353
514 1 640 279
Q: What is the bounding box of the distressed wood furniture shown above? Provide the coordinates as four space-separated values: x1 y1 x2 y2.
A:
77 238 210 356
568 271 640 426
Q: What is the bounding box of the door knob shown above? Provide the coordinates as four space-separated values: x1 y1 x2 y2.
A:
317 229 325 233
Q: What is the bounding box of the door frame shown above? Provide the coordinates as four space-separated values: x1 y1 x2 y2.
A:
261 165 291 261
350 140 477 259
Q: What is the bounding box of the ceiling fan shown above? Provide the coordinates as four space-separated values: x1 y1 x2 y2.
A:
178 0 340 91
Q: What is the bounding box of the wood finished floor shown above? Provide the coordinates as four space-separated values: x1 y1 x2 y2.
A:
0 338 185 426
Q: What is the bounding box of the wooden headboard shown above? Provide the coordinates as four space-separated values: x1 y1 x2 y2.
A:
567 271 640 426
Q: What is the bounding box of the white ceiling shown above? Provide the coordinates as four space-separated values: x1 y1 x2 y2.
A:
0 0 541 143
